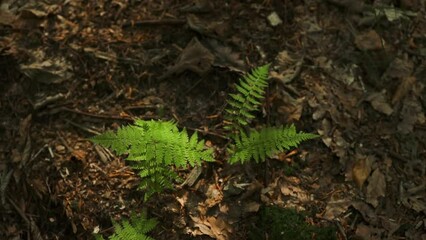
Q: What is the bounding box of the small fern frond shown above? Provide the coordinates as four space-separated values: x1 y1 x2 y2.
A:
229 124 318 164
224 64 270 132
95 212 157 240
132 161 181 201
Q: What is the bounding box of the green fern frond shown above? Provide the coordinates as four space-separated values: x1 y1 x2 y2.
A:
228 124 318 164
224 64 270 132
90 120 214 200
95 212 157 240
91 119 214 165
132 161 181 201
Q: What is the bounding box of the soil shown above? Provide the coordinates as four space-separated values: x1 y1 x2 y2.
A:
0 0 425 239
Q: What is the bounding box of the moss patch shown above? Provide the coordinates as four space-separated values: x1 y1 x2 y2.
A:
249 206 336 240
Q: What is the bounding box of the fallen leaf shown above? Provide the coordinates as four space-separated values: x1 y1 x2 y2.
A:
19 49 72 84
243 201 260 213
392 76 416 104
322 198 352 220
351 155 374 189
366 91 393 116
397 96 425 133
205 184 223 207
366 169 386 207
277 93 305 122
352 201 379 225
271 51 304 84
160 38 214 79
355 223 383 240
204 39 246 73
384 57 414 79
355 30 384 51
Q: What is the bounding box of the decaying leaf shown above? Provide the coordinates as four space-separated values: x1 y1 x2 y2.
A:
160 38 214 79
204 39 246 73
277 92 305 122
190 215 231 240
322 198 352 220
366 91 393 116
19 49 72 84
351 155 374 189
354 30 384 51
205 184 223 208
384 57 414 80
352 201 378 225
366 168 386 207
186 14 230 38
397 95 425 134
355 223 384 240
392 76 416 105
270 50 304 85
400 183 426 214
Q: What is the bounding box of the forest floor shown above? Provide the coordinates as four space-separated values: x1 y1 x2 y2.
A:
0 0 425 239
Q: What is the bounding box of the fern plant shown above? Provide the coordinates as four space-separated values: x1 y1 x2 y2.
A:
90 64 317 200
95 212 157 240
224 64 270 132
91 119 214 200
224 64 318 164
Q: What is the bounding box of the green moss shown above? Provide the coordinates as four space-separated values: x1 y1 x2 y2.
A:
249 206 336 240
282 162 301 176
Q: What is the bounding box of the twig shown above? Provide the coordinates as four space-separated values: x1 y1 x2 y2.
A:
59 107 135 122
57 132 73 153
185 126 229 140
122 19 186 28
65 119 101 135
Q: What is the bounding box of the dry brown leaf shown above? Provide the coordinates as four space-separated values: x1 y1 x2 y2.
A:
191 217 215 238
392 76 416 105
206 216 231 240
160 38 214 79
352 156 374 189
384 57 414 79
205 184 223 207
352 201 378 225
366 169 386 207
354 30 384 51
397 96 425 133
322 198 352 220
205 39 245 73
243 201 260 213
355 224 383 240
277 93 305 122
366 91 393 116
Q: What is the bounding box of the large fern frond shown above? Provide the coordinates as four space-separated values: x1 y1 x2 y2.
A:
90 120 214 199
95 212 157 240
228 124 318 164
224 64 270 132
91 120 214 166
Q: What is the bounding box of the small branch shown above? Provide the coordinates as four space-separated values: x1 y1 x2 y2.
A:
122 19 186 28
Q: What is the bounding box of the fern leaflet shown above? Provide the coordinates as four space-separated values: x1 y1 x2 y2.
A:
224 64 270 132
229 124 318 164
95 212 157 240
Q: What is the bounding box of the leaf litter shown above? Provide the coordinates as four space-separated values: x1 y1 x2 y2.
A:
0 0 425 239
